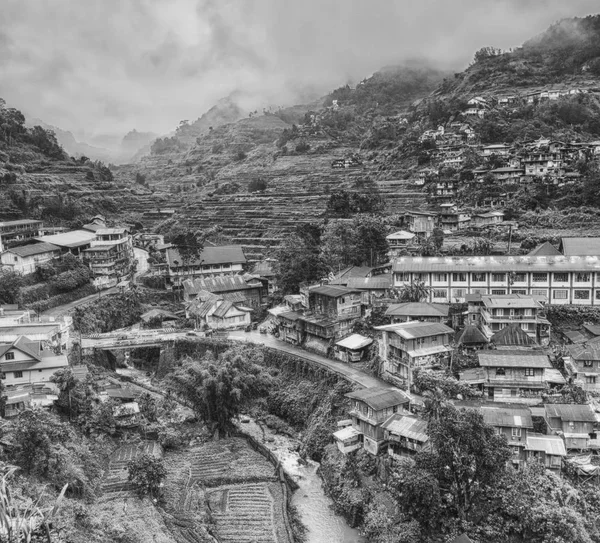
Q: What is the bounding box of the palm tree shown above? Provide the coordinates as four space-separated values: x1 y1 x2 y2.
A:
394 280 432 302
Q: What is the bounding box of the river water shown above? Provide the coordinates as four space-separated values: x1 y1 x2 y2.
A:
240 419 366 543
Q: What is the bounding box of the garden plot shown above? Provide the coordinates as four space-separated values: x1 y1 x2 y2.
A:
188 438 277 486
208 482 289 543
102 440 163 496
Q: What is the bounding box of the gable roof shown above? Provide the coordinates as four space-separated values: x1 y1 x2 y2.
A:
310 285 361 297
186 298 221 318
478 350 551 368
545 404 596 423
346 387 410 410
5 242 60 258
167 245 246 267
0 336 42 362
386 230 416 241
212 301 236 319
480 405 533 428
526 433 567 456
528 241 561 256
482 295 541 309
583 324 600 337
381 413 428 442
184 275 261 295
140 309 179 322
560 237 600 256
335 334 373 350
385 302 449 318
491 324 537 346
566 341 600 361
376 321 454 339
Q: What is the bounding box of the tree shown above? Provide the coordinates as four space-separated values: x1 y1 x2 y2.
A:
431 228 444 252
128 455 166 499
167 346 271 435
393 281 431 302
413 404 511 521
0 271 24 304
276 233 328 294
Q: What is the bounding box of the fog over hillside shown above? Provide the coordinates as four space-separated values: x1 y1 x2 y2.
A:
1 0 599 138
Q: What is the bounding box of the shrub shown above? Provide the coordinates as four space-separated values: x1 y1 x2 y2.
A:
127 454 166 499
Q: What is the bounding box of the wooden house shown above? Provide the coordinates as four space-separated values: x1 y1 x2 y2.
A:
334 334 373 362
564 340 600 392
384 302 449 324
376 321 454 389
0 242 61 275
382 413 429 459
544 404 597 451
345 387 411 454
525 433 567 471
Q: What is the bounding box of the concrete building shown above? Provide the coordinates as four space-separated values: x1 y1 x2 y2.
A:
392 255 600 305
0 220 43 252
166 245 246 284
0 242 61 275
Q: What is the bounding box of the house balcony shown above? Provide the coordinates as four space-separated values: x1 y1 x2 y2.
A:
487 378 546 388
481 310 538 322
349 409 387 426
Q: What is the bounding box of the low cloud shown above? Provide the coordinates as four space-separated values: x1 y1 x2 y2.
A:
0 0 598 138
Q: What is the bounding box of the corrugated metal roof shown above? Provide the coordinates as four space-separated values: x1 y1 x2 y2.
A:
545 404 596 422
385 302 449 318
36 230 96 248
6 242 60 257
583 324 600 337
278 311 303 322
310 285 361 297
184 275 261 295
563 330 589 344
490 324 537 346
406 344 453 358
480 406 533 428
335 334 373 350
482 295 541 309
167 245 246 267
0 219 41 227
386 230 415 241
456 325 488 345
528 242 562 256
140 309 179 322
392 255 600 273
346 276 392 290
561 237 600 257
381 414 428 442
346 387 410 410
187 299 219 318
566 342 600 361
333 426 362 441
545 368 566 384
212 301 235 319
389 321 454 340
478 350 551 368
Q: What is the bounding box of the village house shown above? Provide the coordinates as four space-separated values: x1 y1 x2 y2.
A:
333 333 373 363
392 255 600 305
482 144 511 157
525 433 567 471
376 321 454 389
489 167 525 184
471 210 505 227
344 275 393 306
275 311 304 345
300 285 363 354
0 305 33 326
386 230 416 257
343 387 411 454
455 324 489 349
35 230 97 256
404 211 436 240
438 205 471 231
489 323 539 350
0 219 43 252
416 168 438 186
166 245 247 284
0 242 61 275
464 97 489 117
332 421 363 454
564 340 600 392
0 317 71 351
140 308 179 327
544 404 597 451
460 350 562 404
182 274 263 308
0 336 68 387
3 385 58 418
381 413 429 459
385 302 449 324
559 237 600 257
479 294 551 345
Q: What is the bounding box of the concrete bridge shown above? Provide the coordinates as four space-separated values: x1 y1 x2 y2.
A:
80 329 199 351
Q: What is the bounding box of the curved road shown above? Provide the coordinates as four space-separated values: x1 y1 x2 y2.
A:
229 330 401 391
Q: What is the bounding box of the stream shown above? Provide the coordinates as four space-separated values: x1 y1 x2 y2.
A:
240 419 366 543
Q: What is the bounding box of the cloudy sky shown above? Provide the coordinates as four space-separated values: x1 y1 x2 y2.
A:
1 0 598 140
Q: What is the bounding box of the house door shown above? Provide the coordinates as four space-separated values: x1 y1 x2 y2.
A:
487 387 494 400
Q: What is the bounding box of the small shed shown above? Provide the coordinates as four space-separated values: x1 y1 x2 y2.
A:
334 334 373 362
333 426 363 454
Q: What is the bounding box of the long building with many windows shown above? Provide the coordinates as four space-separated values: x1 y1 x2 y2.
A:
392 255 600 305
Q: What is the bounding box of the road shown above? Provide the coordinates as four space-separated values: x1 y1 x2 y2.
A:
41 286 119 318
133 247 149 279
229 330 399 391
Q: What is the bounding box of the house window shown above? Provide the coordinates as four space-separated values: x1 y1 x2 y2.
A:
596 290 600 300
532 273 547 282
511 289 527 295
433 273 447 282
433 289 447 299
524 368 535 376
496 368 506 376
553 290 568 300
575 290 590 300
511 389 518 397
586 375 597 384
584 360 593 367
452 289 465 298
514 273 526 282
431 335 438 344
554 273 569 283
417 338 425 348
472 273 486 282
531 289 547 297
452 273 466 282
5 352 14 361
13 371 23 379
396 273 410 282
491 289 506 295
492 273 506 282
0 373 5 380
575 273 590 283
512 427 521 438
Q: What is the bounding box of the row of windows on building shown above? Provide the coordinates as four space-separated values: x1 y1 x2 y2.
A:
430 288 599 300
397 272 599 283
